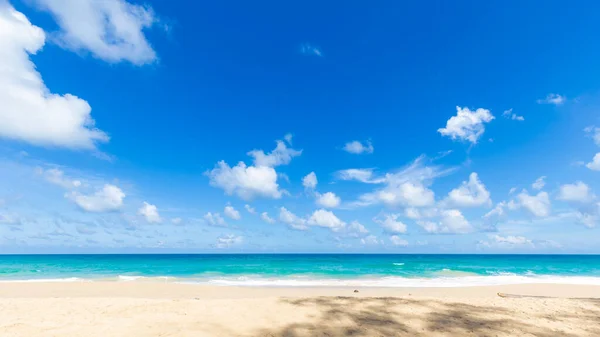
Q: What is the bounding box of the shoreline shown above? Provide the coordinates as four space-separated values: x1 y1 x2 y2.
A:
1 281 600 299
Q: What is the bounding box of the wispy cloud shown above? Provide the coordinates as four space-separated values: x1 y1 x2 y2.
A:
300 43 322 57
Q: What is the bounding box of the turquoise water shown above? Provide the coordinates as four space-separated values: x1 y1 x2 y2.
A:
1 254 600 287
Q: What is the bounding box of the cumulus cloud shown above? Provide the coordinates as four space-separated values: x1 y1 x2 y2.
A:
417 209 471 234
244 204 256 214
203 212 226 227
446 172 491 207
207 137 300 200
587 153 600 171
247 140 302 167
0 4 109 150
532 176 546 190
389 235 408 247
138 202 161 223
206 161 282 200
302 172 318 189
67 184 125 212
33 0 158 65
342 140 374 154
307 209 346 232
557 182 595 203
502 108 524 121
537 93 565 105
316 192 341 208
437 106 494 144
224 205 241 220
517 190 551 217
278 207 307 230
374 214 407 234
260 212 275 224
215 234 242 248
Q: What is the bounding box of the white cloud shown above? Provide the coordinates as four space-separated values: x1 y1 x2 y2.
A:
389 235 408 247
138 201 161 223
207 137 300 200
316 192 341 208
260 212 275 224
300 43 322 57
37 168 81 189
307 209 346 232
437 106 495 144
347 156 453 208
216 234 242 248
557 182 595 203
0 4 109 150
509 187 517 195
532 176 546 190
244 204 256 214
346 221 369 237
587 153 600 171
417 209 471 234
537 93 565 105
335 168 385 184
366 181 435 208
483 201 507 224
206 161 282 200
576 206 600 228
203 212 226 226
224 205 241 220
33 0 158 65
492 235 533 246
374 214 407 234
171 217 182 225
67 184 125 212
302 172 318 189
446 172 491 207
517 190 551 217
360 235 381 245
278 207 307 230
284 133 293 144
502 108 524 121
247 140 302 167
342 140 374 154
584 126 600 146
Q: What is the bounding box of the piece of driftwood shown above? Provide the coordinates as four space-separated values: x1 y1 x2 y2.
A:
497 292 552 299
497 292 599 300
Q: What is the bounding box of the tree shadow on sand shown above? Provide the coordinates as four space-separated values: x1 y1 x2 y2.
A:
252 296 599 337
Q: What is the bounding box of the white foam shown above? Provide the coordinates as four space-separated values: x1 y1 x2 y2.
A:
0 277 85 283
117 275 145 281
179 275 600 288
393 263 404 266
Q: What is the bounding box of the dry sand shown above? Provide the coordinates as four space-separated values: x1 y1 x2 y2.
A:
0 282 599 336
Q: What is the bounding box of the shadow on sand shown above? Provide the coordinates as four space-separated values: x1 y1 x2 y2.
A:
253 296 600 337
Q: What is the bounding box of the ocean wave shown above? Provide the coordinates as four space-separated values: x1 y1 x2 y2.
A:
0 277 86 283
392 263 404 266
178 275 600 288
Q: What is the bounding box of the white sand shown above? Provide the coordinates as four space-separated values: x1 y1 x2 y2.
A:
0 282 599 336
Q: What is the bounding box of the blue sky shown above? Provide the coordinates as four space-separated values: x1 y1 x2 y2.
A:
1 0 600 253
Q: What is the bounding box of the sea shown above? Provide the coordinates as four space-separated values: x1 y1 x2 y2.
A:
1 254 600 287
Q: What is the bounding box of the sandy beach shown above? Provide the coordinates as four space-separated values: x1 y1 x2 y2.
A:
0 282 599 336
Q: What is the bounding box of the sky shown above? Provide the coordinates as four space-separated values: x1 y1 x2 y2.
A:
1 0 600 253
